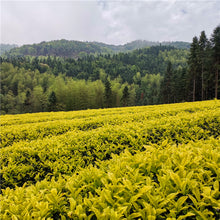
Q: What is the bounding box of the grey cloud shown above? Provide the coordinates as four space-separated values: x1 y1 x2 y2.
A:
99 0 220 43
1 0 220 45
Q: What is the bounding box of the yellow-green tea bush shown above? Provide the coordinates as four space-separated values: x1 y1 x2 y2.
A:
0 100 220 219
1 139 220 219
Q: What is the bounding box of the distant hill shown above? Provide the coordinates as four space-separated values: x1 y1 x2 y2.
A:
161 41 191 49
95 40 190 52
4 40 111 58
2 45 189 84
92 40 159 52
0 44 18 55
4 39 190 58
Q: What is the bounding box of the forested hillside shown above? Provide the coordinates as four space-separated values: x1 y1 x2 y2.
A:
0 44 18 55
2 46 188 82
92 40 190 53
0 26 219 114
1 46 189 114
3 39 190 58
3 40 111 59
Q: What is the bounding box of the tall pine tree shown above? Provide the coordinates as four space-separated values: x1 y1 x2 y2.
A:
210 25 220 99
188 36 199 102
121 86 129 106
198 31 208 100
48 91 57 111
161 61 174 103
104 79 113 108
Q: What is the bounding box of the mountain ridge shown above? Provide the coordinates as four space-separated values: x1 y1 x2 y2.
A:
0 44 18 55
2 39 190 58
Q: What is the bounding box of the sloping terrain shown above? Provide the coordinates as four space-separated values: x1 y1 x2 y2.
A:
0 100 220 219
4 39 190 58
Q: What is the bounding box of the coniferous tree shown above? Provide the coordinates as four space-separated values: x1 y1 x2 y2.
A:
204 40 215 100
172 68 185 103
198 31 208 100
188 36 199 101
210 25 220 99
48 91 57 111
24 89 32 113
161 61 174 103
104 79 113 108
121 86 129 106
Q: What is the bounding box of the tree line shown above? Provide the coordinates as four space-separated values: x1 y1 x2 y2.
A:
187 26 220 101
154 25 220 104
3 39 190 58
1 45 188 83
0 26 219 114
0 62 162 114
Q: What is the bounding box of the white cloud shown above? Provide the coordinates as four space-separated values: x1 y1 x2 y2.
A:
99 0 220 43
1 0 219 45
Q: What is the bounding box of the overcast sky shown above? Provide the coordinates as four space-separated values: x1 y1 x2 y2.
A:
1 0 220 46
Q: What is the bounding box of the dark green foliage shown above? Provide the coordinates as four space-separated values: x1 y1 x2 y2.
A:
161 61 174 103
210 25 220 99
121 86 129 106
0 25 219 114
198 31 208 100
5 40 111 58
24 89 32 113
1 45 188 84
186 26 220 101
1 45 185 114
104 79 113 108
173 67 188 102
4 40 190 58
48 91 57 111
188 36 199 102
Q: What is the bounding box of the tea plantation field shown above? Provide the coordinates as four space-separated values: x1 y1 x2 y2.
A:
1 100 220 219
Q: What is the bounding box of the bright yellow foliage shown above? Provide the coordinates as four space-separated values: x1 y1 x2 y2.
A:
0 100 220 219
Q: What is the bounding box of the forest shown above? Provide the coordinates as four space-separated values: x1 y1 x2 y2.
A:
0 25 219 114
0 44 17 56
3 39 190 58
